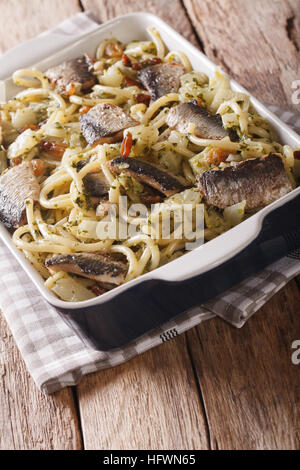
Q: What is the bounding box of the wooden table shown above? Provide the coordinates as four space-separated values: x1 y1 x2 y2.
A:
0 0 299 450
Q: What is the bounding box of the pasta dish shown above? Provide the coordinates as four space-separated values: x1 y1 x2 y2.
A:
0 27 298 301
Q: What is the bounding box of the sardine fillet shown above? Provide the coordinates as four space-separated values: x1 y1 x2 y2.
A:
197 153 293 210
46 253 127 286
79 103 138 145
108 157 187 197
0 162 40 229
83 173 110 197
166 101 238 141
45 56 96 95
138 63 184 100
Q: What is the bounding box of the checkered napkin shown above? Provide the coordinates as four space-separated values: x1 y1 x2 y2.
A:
0 13 299 394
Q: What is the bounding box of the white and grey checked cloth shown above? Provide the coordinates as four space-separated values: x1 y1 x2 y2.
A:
0 12 299 394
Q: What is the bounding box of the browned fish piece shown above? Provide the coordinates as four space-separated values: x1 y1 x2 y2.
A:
108 157 187 197
83 172 110 197
166 101 238 141
140 186 164 205
45 56 97 95
0 162 40 230
76 157 92 171
79 103 138 146
197 153 293 210
75 156 102 172
138 63 184 101
45 252 127 286
75 157 109 198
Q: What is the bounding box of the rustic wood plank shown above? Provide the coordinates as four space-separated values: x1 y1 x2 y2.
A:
79 0 300 451
0 0 81 54
81 0 200 47
0 314 82 450
187 280 300 450
183 0 300 111
77 335 210 450
77 0 211 451
180 2 300 448
0 0 298 451
0 0 83 450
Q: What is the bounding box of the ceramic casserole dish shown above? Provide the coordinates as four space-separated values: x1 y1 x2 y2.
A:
0 13 299 350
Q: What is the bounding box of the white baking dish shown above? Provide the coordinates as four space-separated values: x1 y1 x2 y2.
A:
0 12 299 315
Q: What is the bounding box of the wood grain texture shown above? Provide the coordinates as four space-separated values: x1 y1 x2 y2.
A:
78 0 212 451
0 314 82 450
0 0 81 54
188 280 300 450
183 0 300 111
0 0 299 451
78 0 300 451
0 0 82 450
77 335 209 450
81 0 200 47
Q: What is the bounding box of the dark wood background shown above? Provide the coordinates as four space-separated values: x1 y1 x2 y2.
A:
0 0 299 450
